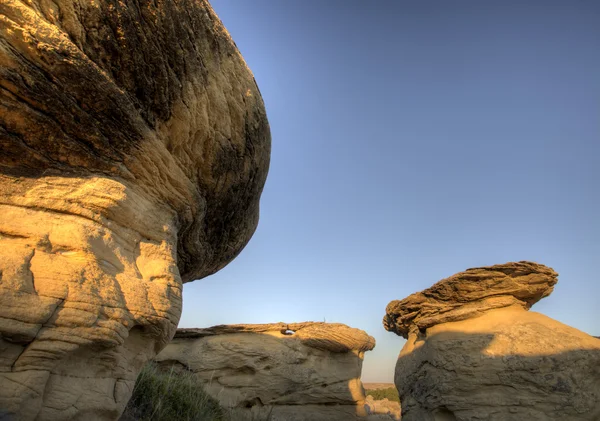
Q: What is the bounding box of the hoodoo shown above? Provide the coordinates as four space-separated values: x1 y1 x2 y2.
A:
0 1 270 419
384 261 600 421
155 322 377 421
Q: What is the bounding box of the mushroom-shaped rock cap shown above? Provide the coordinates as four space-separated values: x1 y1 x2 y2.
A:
175 322 376 353
0 3 269 419
0 0 270 282
384 261 558 338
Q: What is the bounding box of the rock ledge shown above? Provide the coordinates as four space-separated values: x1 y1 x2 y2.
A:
384 261 557 338
175 322 376 352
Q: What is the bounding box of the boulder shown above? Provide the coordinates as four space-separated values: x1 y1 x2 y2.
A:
364 396 401 420
0 1 270 419
384 261 558 338
154 322 377 420
384 261 600 421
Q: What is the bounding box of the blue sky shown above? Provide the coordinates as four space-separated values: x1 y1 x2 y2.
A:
180 0 600 382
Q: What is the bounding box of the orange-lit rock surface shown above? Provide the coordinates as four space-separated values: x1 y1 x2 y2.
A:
0 1 270 419
384 262 600 421
155 323 379 421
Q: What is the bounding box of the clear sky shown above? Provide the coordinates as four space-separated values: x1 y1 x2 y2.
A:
180 0 600 382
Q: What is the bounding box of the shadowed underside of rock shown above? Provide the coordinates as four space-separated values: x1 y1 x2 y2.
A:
384 262 600 421
396 307 600 421
384 261 558 338
0 1 270 420
155 322 381 421
0 0 270 282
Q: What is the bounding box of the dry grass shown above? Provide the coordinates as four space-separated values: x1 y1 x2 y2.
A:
121 362 223 421
363 382 395 391
366 387 400 403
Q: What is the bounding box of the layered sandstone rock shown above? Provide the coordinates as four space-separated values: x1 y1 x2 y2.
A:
155 322 378 421
384 261 600 421
384 261 558 338
0 1 270 420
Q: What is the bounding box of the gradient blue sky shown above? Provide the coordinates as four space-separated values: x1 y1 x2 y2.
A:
180 1 600 382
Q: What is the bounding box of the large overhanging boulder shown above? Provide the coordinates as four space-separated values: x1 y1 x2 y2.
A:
155 322 377 421
384 261 558 339
0 1 270 420
384 261 600 421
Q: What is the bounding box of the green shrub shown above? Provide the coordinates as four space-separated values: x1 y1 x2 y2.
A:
121 362 224 421
366 387 400 403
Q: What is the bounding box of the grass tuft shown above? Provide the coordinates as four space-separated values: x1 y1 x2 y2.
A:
366 387 400 403
121 362 223 421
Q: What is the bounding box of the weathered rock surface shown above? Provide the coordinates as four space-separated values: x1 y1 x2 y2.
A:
0 1 270 419
384 261 558 338
154 322 381 421
364 396 401 420
384 261 600 421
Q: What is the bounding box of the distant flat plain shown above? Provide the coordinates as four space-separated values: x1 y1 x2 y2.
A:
363 383 394 390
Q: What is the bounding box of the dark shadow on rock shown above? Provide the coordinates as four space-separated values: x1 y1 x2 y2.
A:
395 330 600 421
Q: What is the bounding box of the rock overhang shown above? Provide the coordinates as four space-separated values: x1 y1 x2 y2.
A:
0 1 270 419
384 261 558 338
0 0 271 283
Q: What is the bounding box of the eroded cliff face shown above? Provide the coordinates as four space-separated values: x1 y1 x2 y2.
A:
384 262 600 421
155 323 377 421
0 1 270 419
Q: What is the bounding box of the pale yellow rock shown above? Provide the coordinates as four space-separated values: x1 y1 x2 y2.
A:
0 0 270 419
154 323 380 421
385 263 600 421
364 396 401 421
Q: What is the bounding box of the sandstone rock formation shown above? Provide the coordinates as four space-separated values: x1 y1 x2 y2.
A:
363 396 401 421
384 261 600 421
154 322 379 421
384 261 558 338
0 1 270 419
